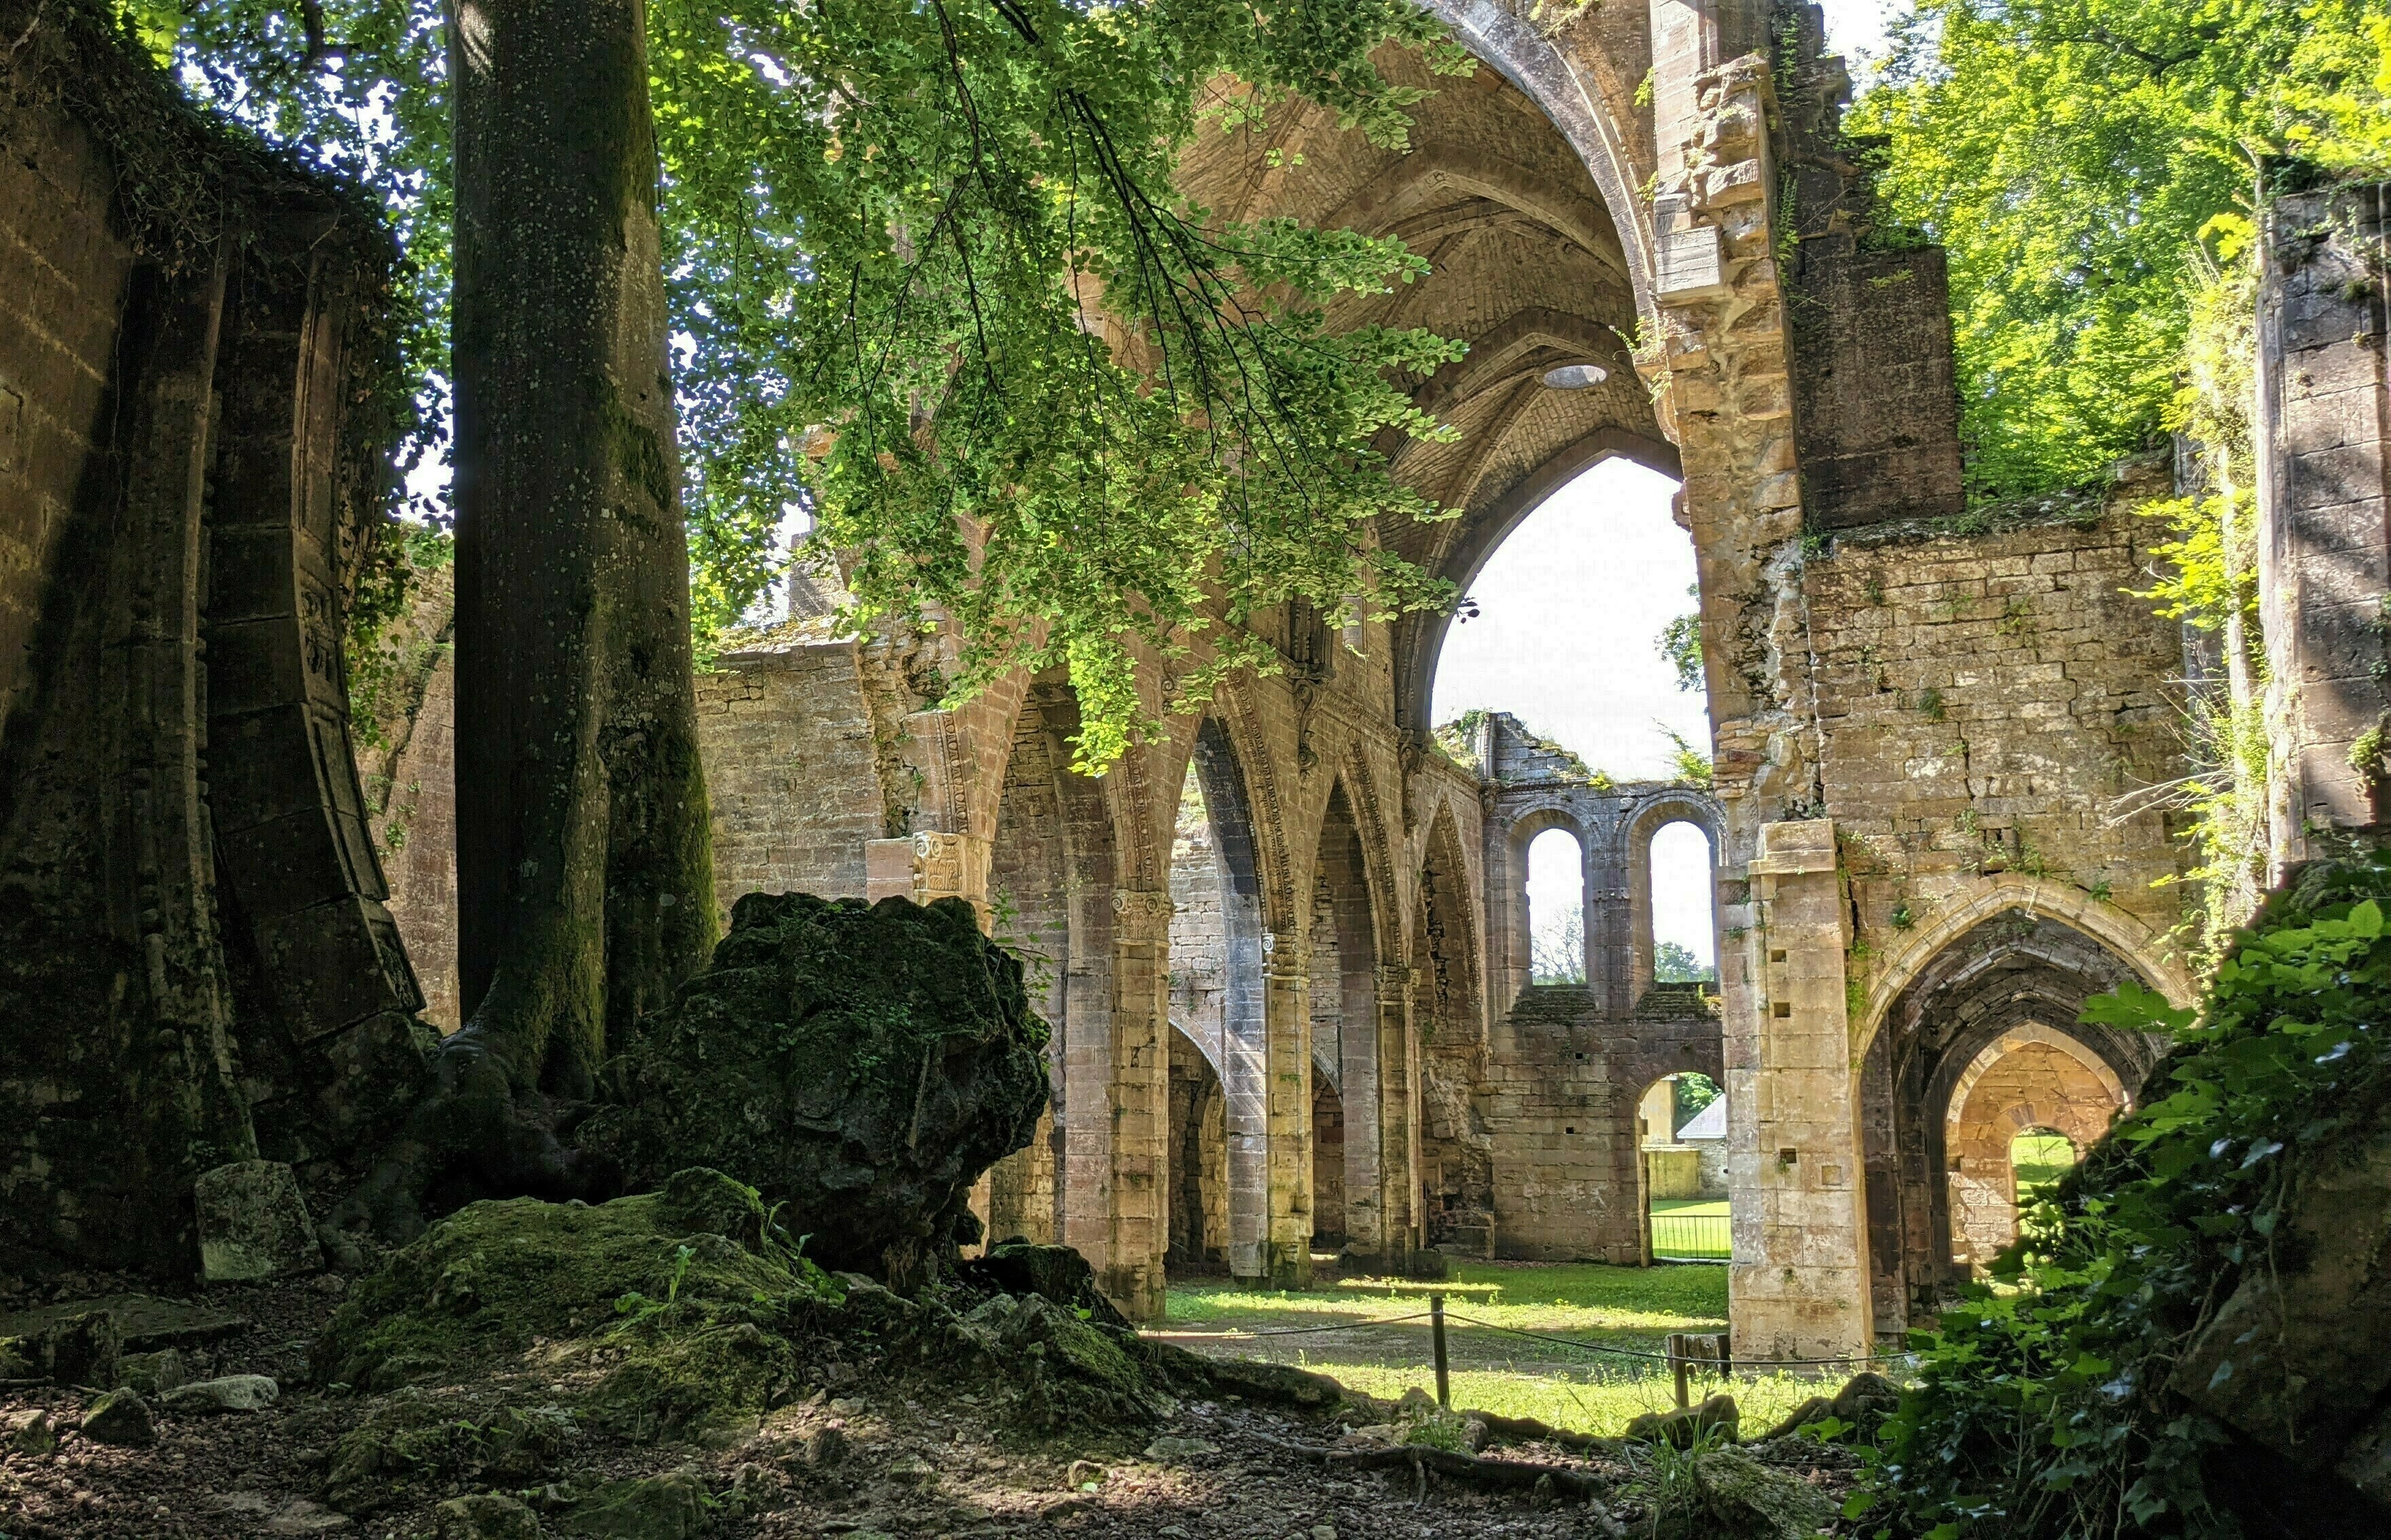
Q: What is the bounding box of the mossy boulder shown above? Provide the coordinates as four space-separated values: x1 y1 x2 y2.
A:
584 893 1050 1282
314 1168 831 1452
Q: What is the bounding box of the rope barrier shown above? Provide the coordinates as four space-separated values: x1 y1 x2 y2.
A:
1147 1308 1909 1369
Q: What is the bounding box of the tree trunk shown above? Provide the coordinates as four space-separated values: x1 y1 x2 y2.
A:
446 0 714 1096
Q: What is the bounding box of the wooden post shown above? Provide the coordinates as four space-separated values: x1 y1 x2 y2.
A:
1668 1331 1690 1409
1430 1292 1451 1410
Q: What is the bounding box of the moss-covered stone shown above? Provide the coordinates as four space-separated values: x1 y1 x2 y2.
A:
314 1168 832 1456
1681 1446 1840 1539
582 894 1049 1283
554 1471 709 1538
325 1395 580 1514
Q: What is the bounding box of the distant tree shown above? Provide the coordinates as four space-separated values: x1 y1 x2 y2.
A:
1531 904 1587 985
1657 584 1702 692
1673 1072 1721 1129
1654 941 1716 984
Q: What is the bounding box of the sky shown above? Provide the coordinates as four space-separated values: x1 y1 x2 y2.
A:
1433 458 1716 964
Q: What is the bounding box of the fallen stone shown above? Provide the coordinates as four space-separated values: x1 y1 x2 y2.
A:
963 1241 1130 1329
0 1310 119 1387
433 1492 542 1540
164 1374 279 1414
12 1410 57 1455
554 1472 707 1539
117 1348 191 1398
1065 1458 1108 1488
1625 1391 1739 1448
1680 1446 1840 1539
79 1389 156 1446
0 1293 247 1353
264 1498 353 1535
196 1160 324 1282
885 1452 936 1484
1141 1434 1220 1461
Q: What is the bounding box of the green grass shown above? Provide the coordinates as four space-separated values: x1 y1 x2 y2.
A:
1157 1259 1856 1437
1649 1198 1730 1259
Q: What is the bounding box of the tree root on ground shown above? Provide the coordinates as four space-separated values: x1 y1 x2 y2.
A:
1252 1431 1613 1501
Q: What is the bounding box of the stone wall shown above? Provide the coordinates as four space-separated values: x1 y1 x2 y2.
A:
2259 181 2391 868
0 0 424 1272
1945 1026 2125 1270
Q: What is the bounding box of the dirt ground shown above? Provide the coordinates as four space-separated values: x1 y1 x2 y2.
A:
1 1269 1861 1539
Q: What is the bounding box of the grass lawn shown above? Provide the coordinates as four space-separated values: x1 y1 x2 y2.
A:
2011 1132 2077 1202
1648 1198 1730 1259
1156 1259 1857 1437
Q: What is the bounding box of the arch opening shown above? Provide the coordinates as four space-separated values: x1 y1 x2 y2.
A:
1644 819 1717 1003
1862 910 2163 1331
985 683 1117 1251
1170 718 1271 1281
1640 1072 1729 1261
1167 1023 1230 1270
1525 825 1587 985
1310 783 1388 1264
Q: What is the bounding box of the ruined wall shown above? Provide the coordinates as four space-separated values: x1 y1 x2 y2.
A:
357 572 459 1030
2259 181 2391 869
0 0 424 1272
1946 1031 2123 1269
1806 488 2191 952
695 631 887 919
0 89 130 736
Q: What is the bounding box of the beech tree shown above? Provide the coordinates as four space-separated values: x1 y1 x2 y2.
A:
139 0 1474 1196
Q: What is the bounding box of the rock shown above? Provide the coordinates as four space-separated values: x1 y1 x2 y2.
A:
0 1293 247 1353
194 1160 323 1282
886 1452 936 1484
433 1493 543 1540
164 1374 279 1414
264 1498 353 1534
12 1409 57 1455
1065 1458 1108 1488
554 1471 708 1539
803 1425 849 1467
116 1348 190 1398
1625 1391 1739 1448
79 1389 156 1446
963 1241 1129 1329
1313 1527 1339 1540
2175 1123 2391 1505
1682 1446 1841 1539
312 1273 350 1297
582 894 1050 1283
1141 1434 1219 1462
0 1310 119 1387
1753 1371 1902 1443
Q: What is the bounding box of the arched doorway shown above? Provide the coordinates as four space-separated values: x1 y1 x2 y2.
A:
1167 1022 1230 1269
1640 1072 1729 1260
1862 910 2165 1331
1309 781 1390 1266
1943 1026 2127 1270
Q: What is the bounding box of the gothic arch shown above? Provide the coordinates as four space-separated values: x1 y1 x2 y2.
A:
1623 791 1725 1000
1856 875 2193 1062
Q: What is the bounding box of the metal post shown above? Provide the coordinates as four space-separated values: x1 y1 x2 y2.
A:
1430 1291 1451 1409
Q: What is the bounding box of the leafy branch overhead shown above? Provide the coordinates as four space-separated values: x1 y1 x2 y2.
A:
141 0 1478 771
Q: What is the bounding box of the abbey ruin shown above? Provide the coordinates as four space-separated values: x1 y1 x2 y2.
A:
5 0 2384 1383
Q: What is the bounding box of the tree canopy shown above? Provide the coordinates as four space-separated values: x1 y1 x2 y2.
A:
138 0 1473 769
1852 0 2391 497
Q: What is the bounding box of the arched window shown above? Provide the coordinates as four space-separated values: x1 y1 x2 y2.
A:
1648 820 1716 985
2009 1128 2078 1210
1525 826 1585 984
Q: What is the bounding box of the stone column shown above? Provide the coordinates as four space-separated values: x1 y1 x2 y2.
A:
1105 888 1173 1319
1734 819 1871 1361
1264 929 1315 1289
1375 963 1422 1272
1587 831 1634 1015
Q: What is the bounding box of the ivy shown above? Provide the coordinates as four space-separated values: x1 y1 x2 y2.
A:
1862 853 2391 1539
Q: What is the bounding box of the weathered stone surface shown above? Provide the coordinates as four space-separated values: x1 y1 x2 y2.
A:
12 1410 57 1455
0 1293 247 1353
962 1240 1130 1329
79 1389 156 1446
2174 1124 2391 1486
586 893 1049 1282
0 1309 118 1387
433 1492 543 1540
195 1160 324 1281
1669 1446 1840 1539
116 1348 191 1397
164 1374 280 1414
1625 1392 1739 1448
553 1472 707 1539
